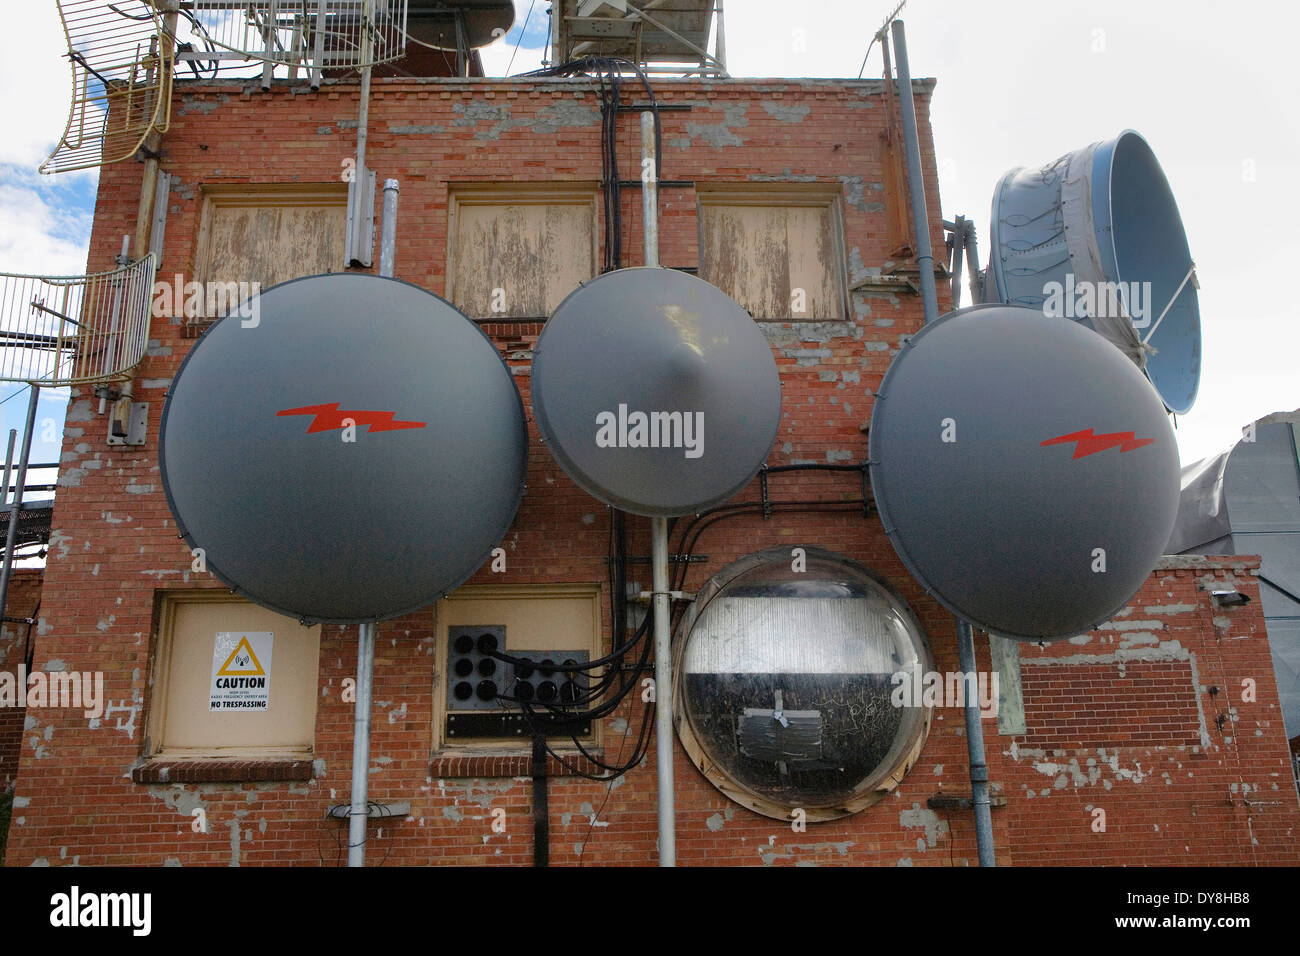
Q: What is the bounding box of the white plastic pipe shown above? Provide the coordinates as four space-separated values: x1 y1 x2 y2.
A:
379 179 400 278
641 111 659 268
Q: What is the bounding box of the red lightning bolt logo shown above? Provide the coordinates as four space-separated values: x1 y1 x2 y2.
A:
1041 428 1155 459
277 402 426 434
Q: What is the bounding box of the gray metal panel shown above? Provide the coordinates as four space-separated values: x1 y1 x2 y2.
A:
1165 448 1232 554
1242 536 1300 618
1224 422 1300 531
532 267 781 517
160 273 527 624
868 304 1180 641
1266 619 1300 741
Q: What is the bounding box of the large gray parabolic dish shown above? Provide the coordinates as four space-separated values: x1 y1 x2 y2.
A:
868 304 1180 641
532 268 782 517
988 130 1201 415
159 273 527 624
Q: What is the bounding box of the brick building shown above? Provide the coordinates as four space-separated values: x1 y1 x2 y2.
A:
1 42 1298 866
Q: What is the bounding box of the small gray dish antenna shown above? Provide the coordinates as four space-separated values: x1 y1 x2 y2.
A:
532 267 782 518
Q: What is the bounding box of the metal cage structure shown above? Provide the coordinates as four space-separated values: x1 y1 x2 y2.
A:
0 255 157 386
179 0 410 80
42 0 175 174
550 0 727 76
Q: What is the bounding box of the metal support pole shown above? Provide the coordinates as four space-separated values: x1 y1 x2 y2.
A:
0 386 40 621
379 179 399 278
347 620 376 867
642 107 674 866
957 620 996 866
714 0 727 75
963 220 984 305
651 515 676 866
892 19 995 867
950 215 965 309
1 429 16 508
641 111 659 268
889 20 939 325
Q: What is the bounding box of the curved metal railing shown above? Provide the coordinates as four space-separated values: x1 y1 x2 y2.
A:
0 254 157 386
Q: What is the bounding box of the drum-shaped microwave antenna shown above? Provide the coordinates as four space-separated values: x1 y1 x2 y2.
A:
160 273 527 624
868 304 1180 641
987 130 1201 414
532 267 781 517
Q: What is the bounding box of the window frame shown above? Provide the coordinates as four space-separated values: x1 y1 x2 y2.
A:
444 182 600 319
695 182 851 322
143 590 322 762
190 183 349 317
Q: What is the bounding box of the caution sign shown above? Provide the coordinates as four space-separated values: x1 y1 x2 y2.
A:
209 632 273 712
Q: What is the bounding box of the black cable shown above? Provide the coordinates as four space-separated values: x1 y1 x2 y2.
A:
0 385 30 408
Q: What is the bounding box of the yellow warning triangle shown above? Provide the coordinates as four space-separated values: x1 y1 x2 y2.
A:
217 636 265 677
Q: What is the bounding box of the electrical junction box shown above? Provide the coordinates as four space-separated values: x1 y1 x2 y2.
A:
445 624 590 738
107 401 148 446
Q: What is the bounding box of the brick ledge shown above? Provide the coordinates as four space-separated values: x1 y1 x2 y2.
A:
430 750 606 779
132 758 314 784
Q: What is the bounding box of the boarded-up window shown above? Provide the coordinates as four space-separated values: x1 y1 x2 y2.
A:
146 592 321 758
697 185 848 320
447 184 598 318
194 185 347 306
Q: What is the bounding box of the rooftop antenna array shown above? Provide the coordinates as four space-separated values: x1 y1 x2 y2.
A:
42 0 174 174
179 0 410 85
549 0 727 76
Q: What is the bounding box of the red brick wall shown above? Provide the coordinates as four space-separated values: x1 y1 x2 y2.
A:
0 568 42 793
1001 558 1297 866
4 76 1298 866
1020 660 1203 749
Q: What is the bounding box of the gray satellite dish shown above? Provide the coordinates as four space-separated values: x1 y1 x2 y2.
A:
160 273 527 624
406 0 516 50
868 304 1180 641
987 130 1201 415
532 267 781 517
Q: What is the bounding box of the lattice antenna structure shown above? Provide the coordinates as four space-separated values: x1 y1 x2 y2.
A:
41 1 175 174
180 0 409 78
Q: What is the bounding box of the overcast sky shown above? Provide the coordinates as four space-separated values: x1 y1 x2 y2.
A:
0 0 1296 470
